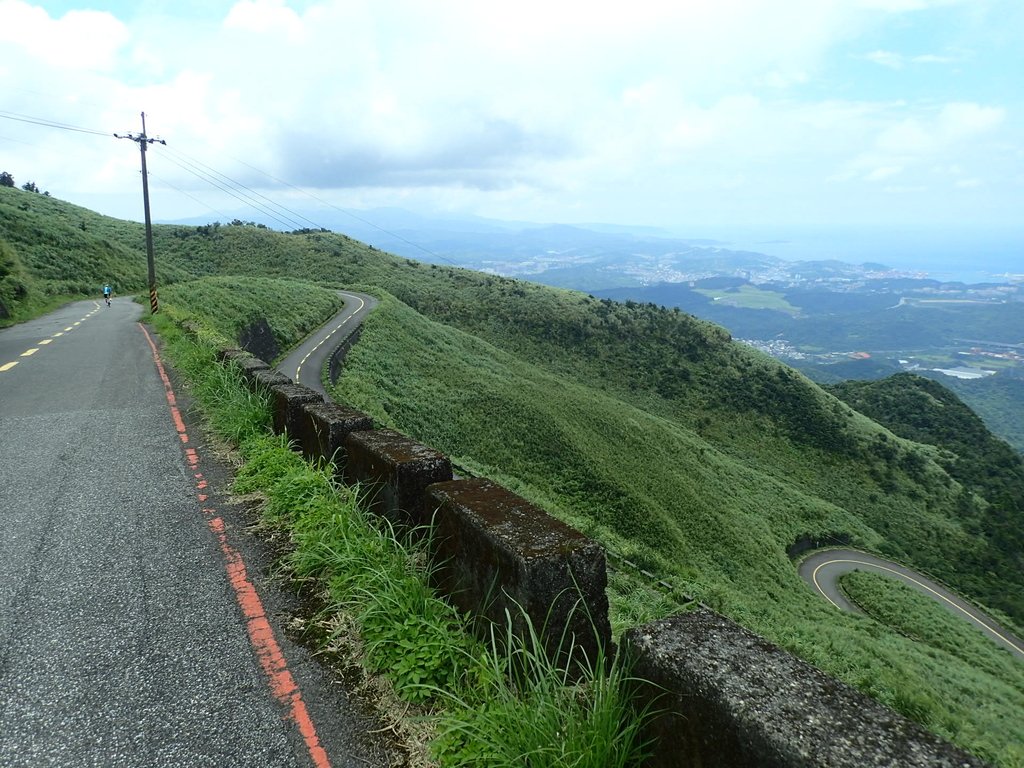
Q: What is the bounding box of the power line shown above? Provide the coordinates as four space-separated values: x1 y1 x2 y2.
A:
163 146 325 232
0 110 111 137
159 149 313 231
148 170 233 221
162 145 465 267
0 106 463 267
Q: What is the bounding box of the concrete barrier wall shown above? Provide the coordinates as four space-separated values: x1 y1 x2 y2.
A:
622 610 989 768
426 477 611 666
344 428 453 528
250 368 292 390
221 349 607 665
270 383 323 436
215 342 986 767
296 402 374 465
327 325 363 386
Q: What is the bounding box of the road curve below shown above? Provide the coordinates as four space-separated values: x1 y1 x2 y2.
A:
276 290 378 395
799 549 1024 661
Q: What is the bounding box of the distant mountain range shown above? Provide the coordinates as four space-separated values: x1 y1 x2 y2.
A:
163 205 1024 452
165 206 1022 288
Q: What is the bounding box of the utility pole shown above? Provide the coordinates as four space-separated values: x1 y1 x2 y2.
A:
116 112 165 314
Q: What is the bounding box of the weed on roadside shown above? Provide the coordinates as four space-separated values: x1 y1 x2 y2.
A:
150 311 652 767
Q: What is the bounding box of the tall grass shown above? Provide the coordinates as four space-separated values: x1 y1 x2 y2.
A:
330 292 1023 767
150 309 650 767
840 571 1024 767
160 276 343 360
432 605 649 768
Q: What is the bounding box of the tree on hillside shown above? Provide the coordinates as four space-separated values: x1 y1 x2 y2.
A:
21 181 39 193
0 172 14 188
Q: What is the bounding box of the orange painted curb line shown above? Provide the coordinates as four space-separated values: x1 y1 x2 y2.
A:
139 323 331 768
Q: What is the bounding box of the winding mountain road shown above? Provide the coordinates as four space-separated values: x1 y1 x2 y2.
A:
800 549 1024 661
276 291 378 396
0 299 395 766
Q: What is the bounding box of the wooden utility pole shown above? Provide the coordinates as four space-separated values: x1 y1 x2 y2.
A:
116 112 165 314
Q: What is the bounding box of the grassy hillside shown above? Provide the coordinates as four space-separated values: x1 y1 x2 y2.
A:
0 185 190 296
159 275 343 357
3 186 1023 765
830 373 1024 608
930 371 1024 455
327 292 1024 765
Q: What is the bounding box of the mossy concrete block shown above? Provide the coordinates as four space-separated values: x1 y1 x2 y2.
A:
247 368 291 395
216 346 248 363
343 429 452 527
233 355 271 383
425 477 611 668
179 320 203 338
297 402 374 466
622 609 989 768
271 383 324 437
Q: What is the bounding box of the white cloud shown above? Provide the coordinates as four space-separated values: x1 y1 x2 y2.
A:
853 0 971 10
865 165 904 181
224 0 305 42
912 53 957 64
0 0 1018 231
937 102 1005 138
0 0 128 71
864 49 961 69
870 102 1003 157
836 100 1006 203
865 49 905 68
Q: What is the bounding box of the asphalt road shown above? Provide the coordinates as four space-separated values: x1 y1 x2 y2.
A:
799 549 1024 661
276 292 378 396
0 299 396 767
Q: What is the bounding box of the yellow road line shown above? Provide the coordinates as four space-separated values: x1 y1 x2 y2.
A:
53 332 64 338
64 326 73 332
39 339 53 345
810 563 846 611
812 557 1024 655
20 348 38 357
0 362 17 372
295 294 365 384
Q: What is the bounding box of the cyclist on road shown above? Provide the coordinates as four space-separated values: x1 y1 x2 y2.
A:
102 283 112 306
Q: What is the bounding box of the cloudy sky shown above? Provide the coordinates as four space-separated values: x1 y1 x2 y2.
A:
1 0 1022 242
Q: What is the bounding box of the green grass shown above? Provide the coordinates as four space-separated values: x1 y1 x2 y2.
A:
431 608 647 767
330 292 1024 765
151 309 648 766
0 184 190 301
5 186 1023 765
694 284 800 314
840 571 1024 767
235 435 471 703
160 275 343 359
0 236 87 325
